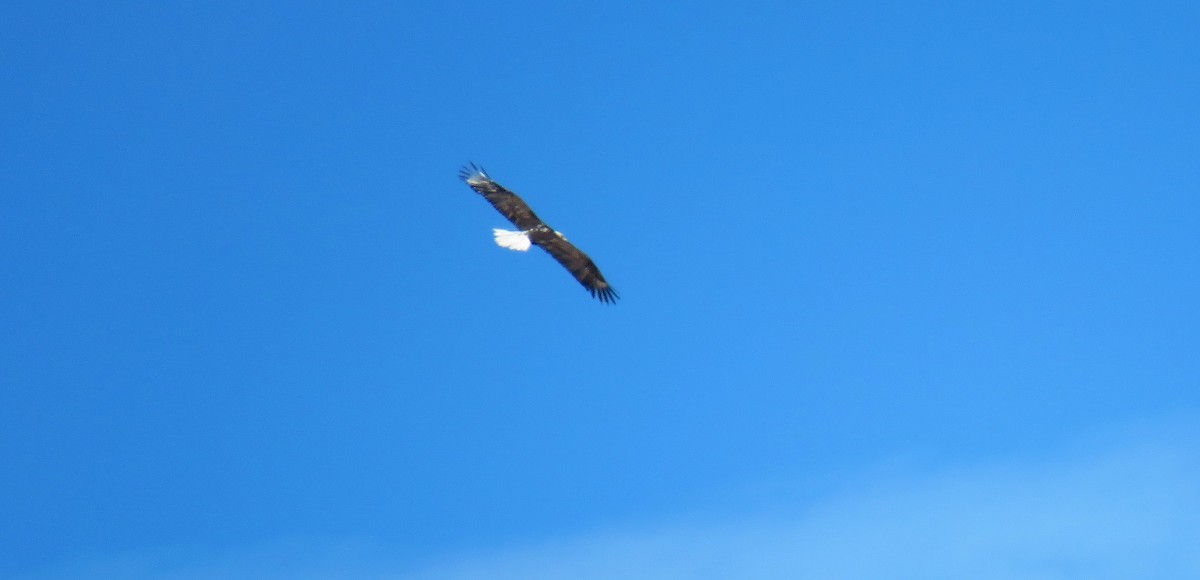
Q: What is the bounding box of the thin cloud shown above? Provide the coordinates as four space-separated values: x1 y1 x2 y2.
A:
23 422 1200 580
404 424 1200 580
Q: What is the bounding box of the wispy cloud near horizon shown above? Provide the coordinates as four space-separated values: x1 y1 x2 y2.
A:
24 420 1200 580
402 421 1200 580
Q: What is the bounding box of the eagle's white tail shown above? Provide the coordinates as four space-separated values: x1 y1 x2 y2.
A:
493 228 532 251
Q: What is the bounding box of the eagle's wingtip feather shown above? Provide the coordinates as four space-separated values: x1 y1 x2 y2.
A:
594 285 619 304
459 162 490 185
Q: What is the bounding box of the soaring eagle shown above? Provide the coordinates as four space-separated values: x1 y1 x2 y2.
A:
459 163 618 304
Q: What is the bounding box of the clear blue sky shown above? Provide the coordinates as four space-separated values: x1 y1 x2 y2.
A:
3 2 1198 578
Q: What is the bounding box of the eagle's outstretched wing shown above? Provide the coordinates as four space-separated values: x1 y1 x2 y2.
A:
530 229 619 304
458 163 543 231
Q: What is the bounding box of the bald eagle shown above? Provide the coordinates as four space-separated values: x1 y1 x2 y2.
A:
459 163 618 304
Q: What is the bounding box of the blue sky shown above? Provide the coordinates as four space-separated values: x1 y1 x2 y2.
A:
2 1 1198 578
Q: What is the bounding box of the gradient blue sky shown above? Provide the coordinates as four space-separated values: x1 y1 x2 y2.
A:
2 2 1198 578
